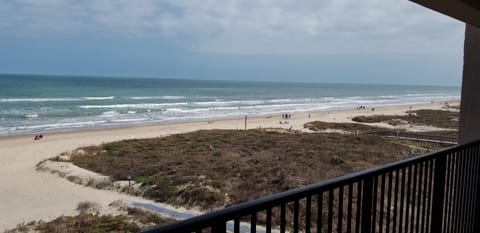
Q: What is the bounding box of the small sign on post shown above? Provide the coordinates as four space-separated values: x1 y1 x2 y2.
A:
127 172 132 187
244 115 247 130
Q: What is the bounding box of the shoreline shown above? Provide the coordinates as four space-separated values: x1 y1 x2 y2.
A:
0 100 459 139
0 100 459 230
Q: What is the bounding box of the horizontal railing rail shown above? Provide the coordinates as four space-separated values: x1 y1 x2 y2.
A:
142 139 480 233
366 131 457 144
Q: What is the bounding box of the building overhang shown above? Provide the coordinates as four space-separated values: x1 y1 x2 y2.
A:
410 0 480 27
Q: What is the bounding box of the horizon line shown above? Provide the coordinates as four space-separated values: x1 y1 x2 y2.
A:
0 72 462 88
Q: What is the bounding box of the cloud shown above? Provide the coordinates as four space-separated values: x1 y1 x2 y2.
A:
0 0 465 54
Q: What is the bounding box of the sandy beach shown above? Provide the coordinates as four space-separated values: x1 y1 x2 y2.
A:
0 101 457 230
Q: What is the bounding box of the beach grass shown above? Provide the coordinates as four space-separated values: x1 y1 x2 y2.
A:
304 120 458 138
4 206 174 233
352 109 459 129
303 121 386 132
68 129 447 211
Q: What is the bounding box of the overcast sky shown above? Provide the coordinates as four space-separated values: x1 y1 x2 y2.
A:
0 0 465 86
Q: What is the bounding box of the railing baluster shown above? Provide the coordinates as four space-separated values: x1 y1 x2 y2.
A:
410 164 417 233
446 152 454 233
386 172 392 233
212 222 226 233
469 146 476 232
421 161 428 233
452 150 462 233
468 147 478 233
361 176 374 233
442 154 452 233
250 212 256 233
393 170 399 233
328 190 334 233
430 154 447 233
318 192 324 233
380 175 385 233
281 203 286 233
460 148 467 233
266 208 272 233
338 186 344 233
467 146 474 232
458 148 467 233
356 182 362 233
474 145 480 233
306 195 312 233
347 183 353 233
469 146 478 232
465 147 475 233
372 176 378 233
294 200 299 233
460 148 472 233
415 162 423 233
464 147 471 233
234 217 240 233
399 167 406 233
405 166 411 233
442 155 451 233
471 145 480 233
425 158 434 233
455 150 463 233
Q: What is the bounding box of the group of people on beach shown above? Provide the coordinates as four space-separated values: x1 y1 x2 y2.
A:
33 134 43 140
357 105 375 111
279 113 292 125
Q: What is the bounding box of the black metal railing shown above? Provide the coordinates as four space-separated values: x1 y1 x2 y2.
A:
142 140 480 233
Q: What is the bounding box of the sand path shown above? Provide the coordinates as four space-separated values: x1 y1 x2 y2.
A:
0 102 453 230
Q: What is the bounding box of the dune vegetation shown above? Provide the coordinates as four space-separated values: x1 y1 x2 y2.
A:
67 127 446 211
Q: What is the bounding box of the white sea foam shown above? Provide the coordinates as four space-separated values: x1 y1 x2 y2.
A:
79 103 188 109
82 96 115 100
269 98 313 103
14 121 106 130
191 100 264 106
0 98 80 103
25 114 39 118
128 96 185 100
101 111 119 117
110 118 150 123
0 96 114 103
163 96 185 99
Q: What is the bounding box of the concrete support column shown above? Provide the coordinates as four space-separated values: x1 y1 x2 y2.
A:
459 24 480 143
458 24 480 233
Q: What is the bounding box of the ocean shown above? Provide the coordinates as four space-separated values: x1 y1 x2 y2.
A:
0 74 460 136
